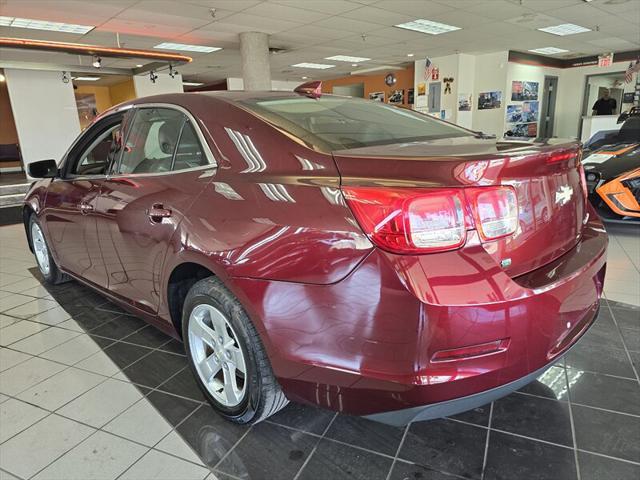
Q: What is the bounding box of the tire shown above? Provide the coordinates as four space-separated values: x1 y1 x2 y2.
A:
182 276 288 424
28 214 71 285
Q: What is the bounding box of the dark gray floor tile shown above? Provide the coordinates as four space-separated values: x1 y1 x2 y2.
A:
88 334 117 348
145 390 201 426
101 340 154 370
121 325 172 349
298 440 392 480
620 327 640 352
156 366 206 402
269 402 335 435
565 342 636 378
572 404 640 463
492 393 573 446
158 338 185 355
122 350 187 388
90 315 147 340
484 431 576 480
578 310 626 351
176 404 249 467
629 350 640 371
217 422 317 479
400 419 486 479
609 302 640 331
578 451 640 480
324 414 405 456
448 403 491 427
70 309 120 331
389 460 461 480
568 368 640 415
517 365 568 400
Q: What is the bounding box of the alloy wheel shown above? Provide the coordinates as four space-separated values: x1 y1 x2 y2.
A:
31 222 50 276
188 303 247 407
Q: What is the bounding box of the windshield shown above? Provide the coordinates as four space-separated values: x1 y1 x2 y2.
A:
240 95 472 151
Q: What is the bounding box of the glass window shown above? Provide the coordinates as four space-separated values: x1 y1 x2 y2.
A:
240 96 472 151
117 108 184 174
71 124 121 176
173 120 207 171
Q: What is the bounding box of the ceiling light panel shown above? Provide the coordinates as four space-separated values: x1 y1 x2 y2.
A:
0 16 94 34
73 76 101 81
528 47 569 54
538 23 591 36
292 63 336 69
325 55 371 62
394 19 461 35
154 42 221 53
183 82 204 86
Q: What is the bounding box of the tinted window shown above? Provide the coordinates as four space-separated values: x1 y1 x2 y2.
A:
71 124 121 176
240 96 471 151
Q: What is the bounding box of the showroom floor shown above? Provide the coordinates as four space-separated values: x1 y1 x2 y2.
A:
0 222 638 480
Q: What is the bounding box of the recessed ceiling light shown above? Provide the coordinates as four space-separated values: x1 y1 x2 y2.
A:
301 76 308 80
538 23 591 36
154 42 221 53
395 19 461 35
0 73 6 82
407 53 415 57
136 64 143 68
528 47 570 55
183 81 204 86
292 62 335 69
0 16 94 34
325 55 371 63
73 76 101 81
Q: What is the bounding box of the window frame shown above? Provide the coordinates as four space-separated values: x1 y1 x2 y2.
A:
109 103 217 178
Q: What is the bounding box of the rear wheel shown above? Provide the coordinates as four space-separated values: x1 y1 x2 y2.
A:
182 276 288 424
29 214 70 285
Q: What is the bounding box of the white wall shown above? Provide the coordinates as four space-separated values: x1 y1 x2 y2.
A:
133 72 183 98
227 77 302 91
5 69 81 173
471 51 509 138
456 54 476 129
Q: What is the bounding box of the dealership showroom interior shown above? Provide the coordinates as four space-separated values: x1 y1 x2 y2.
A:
1 0 640 479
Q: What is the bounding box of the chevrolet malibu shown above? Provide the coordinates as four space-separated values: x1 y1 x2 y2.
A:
23 85 607 426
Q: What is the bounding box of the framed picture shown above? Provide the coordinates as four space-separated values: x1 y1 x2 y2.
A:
511 81 538 101
417 82 426 96
506 104 522 123
478 91 502 110
507 122 538 138
388 89 404 105
522 101 539 122
623 92 635 103
369 91 385 102
458 94 472 111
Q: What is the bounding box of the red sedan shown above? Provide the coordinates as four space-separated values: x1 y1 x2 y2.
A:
22 86 607 425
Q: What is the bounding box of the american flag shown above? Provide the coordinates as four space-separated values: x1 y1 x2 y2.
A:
625 58 640 83
424 57 434 80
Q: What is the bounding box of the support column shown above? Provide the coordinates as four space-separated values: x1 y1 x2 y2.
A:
239 32 271 91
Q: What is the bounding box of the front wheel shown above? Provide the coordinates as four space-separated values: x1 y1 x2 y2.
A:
29 214 70 285
182 276 288 424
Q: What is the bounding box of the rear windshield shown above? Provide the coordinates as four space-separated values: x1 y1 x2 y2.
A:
239 96 472 151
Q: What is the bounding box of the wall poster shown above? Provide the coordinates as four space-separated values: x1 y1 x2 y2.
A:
458 94 472 111
511 81 538 101
388 89 404 104
478 91 502 110
369 91 385 102
522 101 539 122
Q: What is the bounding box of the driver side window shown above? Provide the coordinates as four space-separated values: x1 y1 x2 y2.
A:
70 124 122 176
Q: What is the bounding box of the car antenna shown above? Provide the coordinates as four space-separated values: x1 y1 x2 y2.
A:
294 80 323 99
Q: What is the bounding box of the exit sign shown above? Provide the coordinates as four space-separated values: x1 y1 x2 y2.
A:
598 53 614 67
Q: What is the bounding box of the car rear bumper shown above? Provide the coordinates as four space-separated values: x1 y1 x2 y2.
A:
229 206 607 421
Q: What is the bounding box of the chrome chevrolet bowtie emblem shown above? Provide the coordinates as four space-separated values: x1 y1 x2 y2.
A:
555 185 573 206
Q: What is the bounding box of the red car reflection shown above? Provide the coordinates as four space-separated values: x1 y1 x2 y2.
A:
23 88 607 425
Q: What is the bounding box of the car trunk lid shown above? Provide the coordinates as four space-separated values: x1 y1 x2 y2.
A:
333 138 587 278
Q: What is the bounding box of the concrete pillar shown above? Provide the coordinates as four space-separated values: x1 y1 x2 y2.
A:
239 32 271 91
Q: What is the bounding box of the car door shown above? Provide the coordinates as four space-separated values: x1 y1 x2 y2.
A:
43 112 125 287
95 105 216 315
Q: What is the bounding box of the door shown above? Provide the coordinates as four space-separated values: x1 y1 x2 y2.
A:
95 106 215 314
428 82 441 113
540 76 558 138
43 114 124 286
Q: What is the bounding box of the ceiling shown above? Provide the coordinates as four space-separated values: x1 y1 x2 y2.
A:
0 0 638 85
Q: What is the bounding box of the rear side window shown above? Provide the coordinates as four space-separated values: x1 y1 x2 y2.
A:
240 96 471 151
116 107 208 175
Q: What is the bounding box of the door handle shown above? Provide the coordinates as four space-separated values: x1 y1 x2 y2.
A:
79 203 94 214
147 204 172 223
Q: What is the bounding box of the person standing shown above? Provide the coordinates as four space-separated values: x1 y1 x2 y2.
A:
592 89 617 115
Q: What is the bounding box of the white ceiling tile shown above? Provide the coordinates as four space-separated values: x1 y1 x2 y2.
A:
311 17 386 33
373 0 455 17
221 12 303 33
283 25 354 40
269 0 361 15
184 0 262 10
241 2 329 23
341 6 415 26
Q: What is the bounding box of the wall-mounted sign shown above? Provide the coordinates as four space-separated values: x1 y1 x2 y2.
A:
598 53 614 68
432 67 440 81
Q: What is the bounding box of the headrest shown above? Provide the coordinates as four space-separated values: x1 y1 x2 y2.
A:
158 121 180 155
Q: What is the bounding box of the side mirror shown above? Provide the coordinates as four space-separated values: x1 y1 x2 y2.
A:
28 159 58 178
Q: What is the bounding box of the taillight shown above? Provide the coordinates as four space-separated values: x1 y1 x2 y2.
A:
578 163 588 201
465 186 518 241
342 187 467 254
343 186 518 254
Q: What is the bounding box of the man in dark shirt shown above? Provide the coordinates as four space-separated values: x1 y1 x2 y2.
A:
592 89 617 115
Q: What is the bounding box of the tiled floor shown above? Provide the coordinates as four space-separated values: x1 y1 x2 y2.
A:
0 221 638 480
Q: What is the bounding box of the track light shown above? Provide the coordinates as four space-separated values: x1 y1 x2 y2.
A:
92 56 102 68
150 70 158 83
168 64 178 79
